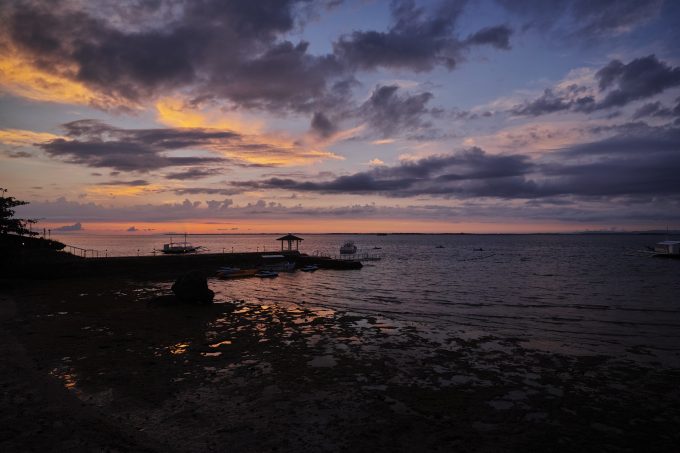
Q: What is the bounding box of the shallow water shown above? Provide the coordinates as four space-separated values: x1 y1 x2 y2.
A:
53 233 680 365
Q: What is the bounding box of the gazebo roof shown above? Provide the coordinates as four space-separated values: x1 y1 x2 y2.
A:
276 233 304 241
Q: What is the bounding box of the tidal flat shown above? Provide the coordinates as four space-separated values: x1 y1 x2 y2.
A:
2 277 679 452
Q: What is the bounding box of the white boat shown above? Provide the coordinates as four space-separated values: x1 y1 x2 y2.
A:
340 241 357 255
653 240 680 257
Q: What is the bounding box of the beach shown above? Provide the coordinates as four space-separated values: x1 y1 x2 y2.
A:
2 269 679 452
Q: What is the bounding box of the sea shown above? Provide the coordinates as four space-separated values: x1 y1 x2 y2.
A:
51 233 680 366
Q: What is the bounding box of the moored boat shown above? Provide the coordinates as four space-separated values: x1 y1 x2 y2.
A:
160 234 204 254
301 264 319 272
340 241 357 254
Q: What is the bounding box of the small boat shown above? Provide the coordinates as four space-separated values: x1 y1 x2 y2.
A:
340 241 357 254
301 264 319 272
436 245 445 249
160 234 204 254
373 246 382 250
256 270 279 278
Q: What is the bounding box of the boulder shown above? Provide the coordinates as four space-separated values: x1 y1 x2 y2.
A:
171 271 214 305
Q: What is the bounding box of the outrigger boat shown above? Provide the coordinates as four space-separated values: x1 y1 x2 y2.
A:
159 234 205 254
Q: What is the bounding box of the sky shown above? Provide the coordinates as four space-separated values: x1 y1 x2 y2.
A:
1 0 680 233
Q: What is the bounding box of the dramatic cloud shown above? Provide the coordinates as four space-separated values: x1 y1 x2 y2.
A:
232 124 680 200
595 55 680 110
512 55 680 116
36 119 337 171
333 0 512 72
310 112 337 138
0 0 349 112
360 85 436 138
39 120 230 171
233 148 536 197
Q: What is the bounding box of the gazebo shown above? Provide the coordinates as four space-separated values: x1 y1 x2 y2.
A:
276 233 303 252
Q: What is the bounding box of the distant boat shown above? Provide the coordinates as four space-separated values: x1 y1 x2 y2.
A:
436 245 445 249
161 234 204 254
301 264 319 272
340 241 357 254
373 246 382 250
652 240 680 258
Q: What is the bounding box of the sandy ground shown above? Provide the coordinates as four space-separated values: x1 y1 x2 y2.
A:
1 277 679 452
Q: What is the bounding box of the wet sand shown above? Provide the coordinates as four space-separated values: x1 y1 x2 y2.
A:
1 277 679 452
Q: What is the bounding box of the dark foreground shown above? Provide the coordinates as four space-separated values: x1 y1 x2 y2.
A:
1 277 679 452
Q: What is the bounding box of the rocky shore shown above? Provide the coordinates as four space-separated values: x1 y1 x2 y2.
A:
1 276 679 452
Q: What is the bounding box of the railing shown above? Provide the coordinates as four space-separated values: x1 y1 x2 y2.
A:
311 250 382 261
62 244 107 258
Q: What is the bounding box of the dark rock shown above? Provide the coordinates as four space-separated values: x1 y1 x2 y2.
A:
171 271 214 305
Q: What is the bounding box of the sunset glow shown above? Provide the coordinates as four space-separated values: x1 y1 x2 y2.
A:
1 0 678 233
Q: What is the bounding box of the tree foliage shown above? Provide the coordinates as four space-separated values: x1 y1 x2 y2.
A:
0 188 38 236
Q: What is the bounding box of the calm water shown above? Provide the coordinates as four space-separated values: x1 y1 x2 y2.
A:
53 233 680 365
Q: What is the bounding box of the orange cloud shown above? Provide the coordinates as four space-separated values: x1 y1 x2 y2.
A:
0 128 61 147
0 48 135 109
156 96 342 167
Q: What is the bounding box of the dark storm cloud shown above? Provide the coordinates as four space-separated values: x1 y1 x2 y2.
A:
2 0 349 112
333 0 512 72
495 0 664 40
39 120 231 171
512 55 680 117
231 125 680 199
360 85 436 138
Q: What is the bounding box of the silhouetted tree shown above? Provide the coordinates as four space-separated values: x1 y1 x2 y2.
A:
0 188 38 236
